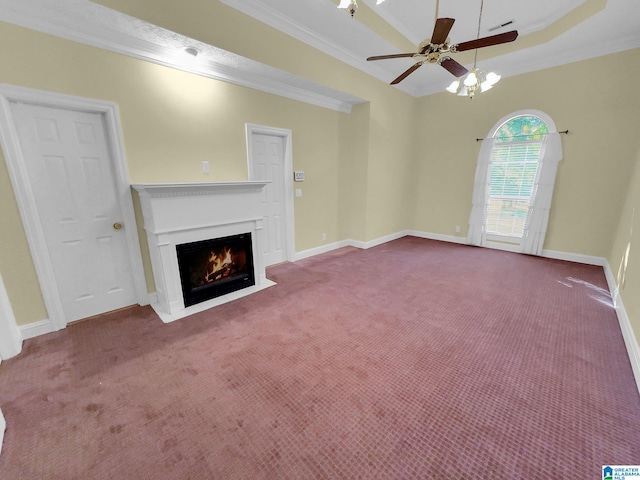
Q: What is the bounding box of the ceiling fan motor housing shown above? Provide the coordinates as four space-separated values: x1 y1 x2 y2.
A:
416 38 451 63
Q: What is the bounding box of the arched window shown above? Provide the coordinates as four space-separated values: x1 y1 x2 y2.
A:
486 115 548 239
467 110 563 255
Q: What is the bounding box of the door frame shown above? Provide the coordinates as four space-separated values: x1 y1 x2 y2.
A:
0 272 22 360
0 84 148 332
245 123 295 263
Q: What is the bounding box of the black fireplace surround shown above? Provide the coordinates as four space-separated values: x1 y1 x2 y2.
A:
176 233 255 307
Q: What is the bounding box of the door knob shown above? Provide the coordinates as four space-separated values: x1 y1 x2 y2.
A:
113 222 122 230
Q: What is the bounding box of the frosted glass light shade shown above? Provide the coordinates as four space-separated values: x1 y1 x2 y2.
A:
446 80 460 93
446 68 501 98
463 71 478 87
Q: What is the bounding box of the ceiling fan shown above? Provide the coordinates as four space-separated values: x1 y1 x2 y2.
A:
367 17 518 85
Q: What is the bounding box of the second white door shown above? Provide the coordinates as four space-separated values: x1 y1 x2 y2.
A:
249 132 287 266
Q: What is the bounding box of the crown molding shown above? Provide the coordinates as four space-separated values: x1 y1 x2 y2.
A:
0 0 365 113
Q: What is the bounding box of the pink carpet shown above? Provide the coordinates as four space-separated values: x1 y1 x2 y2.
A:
1 237 639 478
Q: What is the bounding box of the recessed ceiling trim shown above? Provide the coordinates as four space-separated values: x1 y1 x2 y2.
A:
220 0 423 96
220 0 366 68
359 0 427 46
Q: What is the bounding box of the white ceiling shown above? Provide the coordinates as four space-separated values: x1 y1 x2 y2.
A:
1 0 640 108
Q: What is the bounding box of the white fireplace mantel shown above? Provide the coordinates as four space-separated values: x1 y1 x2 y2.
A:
133 182 275 323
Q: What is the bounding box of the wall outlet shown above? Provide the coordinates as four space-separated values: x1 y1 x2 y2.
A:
455 225 461 233
201 161 210 174
322 233 327 241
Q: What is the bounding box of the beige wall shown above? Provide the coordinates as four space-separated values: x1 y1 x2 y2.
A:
609 149 640 345
338 102 370 242
92 0 420 242
0 19 415 326
413 48 640 258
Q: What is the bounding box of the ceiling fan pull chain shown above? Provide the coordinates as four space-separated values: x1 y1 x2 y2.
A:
477 0 484 39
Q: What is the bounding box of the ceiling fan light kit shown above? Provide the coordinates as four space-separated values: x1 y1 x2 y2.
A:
362 0 517 98
446 68 501 98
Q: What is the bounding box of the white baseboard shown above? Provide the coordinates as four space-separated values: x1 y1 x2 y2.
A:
616 300 640 395
602 260 640 395
147 292 158 305
541 249 607 267
0 407 5 458
359 230 409 249
295 230 608 266
407 230 467 245
293 231 416 261
19 319 55 340
293 240 354 261
461 241 608 267
0 273 22 360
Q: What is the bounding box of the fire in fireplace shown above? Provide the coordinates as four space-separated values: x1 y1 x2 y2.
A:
176 233 255 307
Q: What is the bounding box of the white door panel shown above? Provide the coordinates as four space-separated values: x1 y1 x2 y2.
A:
251 133 287 266
11 103 136 322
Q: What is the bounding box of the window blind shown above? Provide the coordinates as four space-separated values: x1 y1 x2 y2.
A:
486 142 542 238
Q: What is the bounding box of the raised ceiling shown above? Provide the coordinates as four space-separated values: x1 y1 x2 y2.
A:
221 0 640 96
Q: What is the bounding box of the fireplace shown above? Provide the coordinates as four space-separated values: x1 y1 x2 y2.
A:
177 233 255 307
132 182 275 323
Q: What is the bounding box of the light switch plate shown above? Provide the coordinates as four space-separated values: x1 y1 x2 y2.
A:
294 171 305 182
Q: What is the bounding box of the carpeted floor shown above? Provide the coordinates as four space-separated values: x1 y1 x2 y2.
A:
1 237 639 479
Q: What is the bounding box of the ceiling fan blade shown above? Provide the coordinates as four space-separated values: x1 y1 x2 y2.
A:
367 53 416 61
454 30 518 52
440 57 468 77
430 17 455 45
390 63 422 84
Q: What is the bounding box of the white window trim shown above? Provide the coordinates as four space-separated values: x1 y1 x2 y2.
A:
467 110 560 255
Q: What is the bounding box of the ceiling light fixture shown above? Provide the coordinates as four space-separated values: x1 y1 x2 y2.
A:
337 0 358 17
446 67 500 97
445 0 501 98
337 0 386 18
184 47 199 57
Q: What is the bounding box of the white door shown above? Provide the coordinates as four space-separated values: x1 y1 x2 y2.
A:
11 102 137 322
250 133 287 266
